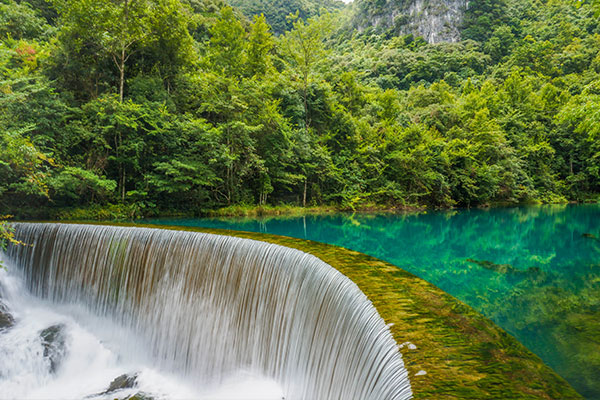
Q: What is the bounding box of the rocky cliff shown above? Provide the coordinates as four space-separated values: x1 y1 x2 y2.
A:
352 0 469 43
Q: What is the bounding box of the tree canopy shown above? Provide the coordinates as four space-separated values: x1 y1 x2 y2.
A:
0 0 599 219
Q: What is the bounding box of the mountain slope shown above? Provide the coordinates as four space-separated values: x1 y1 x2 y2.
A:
227 0 346 34
351 0 469 43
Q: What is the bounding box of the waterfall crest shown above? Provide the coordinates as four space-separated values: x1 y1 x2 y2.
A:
5 223 412 400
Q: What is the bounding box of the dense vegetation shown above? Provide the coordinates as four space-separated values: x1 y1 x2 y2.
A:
0 0 599 219
228 0 345 34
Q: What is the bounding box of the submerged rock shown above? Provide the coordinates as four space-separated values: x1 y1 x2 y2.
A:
466 258 544 278
39 324 67 373
467 258 519 274
0 301 14 331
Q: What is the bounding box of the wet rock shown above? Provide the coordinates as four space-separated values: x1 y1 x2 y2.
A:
125 392 153 400
39 324 67 373
87 373 141 399
0 301 14 331
105 373 139 393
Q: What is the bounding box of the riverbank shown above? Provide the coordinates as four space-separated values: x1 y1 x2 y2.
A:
47 202 427 220
204 203 427 217
71 221 581 399
7 196 600 221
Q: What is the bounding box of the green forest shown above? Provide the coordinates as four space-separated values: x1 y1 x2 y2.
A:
1 0 599 220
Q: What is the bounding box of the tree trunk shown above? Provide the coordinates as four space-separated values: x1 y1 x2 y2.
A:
119 50 125 103
121 168 126 202
303 77 308 133
226 167 232 205
570 156 574 175
119 0 128 103
303 179 307 207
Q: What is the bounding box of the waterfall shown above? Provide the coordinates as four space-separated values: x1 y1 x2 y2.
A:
3 223 412 400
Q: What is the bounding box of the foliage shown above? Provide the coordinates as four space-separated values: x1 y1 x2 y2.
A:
0 0 599 219
227 0 345 35
54 203 141 220
0 0 53 40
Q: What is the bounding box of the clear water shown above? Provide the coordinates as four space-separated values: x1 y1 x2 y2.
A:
143 204 600 399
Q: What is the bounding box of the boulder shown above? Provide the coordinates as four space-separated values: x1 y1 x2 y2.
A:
0 301 14 331
40 324 67 373
104 373 139 393
126 392 153 400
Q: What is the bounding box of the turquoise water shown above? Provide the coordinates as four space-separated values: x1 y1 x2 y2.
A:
142 204 600 398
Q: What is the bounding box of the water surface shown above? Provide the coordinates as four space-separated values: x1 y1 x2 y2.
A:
143 204 600 399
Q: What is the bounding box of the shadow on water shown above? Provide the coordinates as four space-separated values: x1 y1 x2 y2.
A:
143 204 600 399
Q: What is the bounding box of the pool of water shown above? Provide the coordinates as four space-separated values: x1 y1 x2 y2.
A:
142 204 600 398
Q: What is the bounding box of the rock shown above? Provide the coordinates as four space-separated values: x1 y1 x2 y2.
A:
399 341 417 350
125 392 153 400
39 324 67 373
583 233 600 242
87 372 140 399
105 373 139 393
0 301 14 331
353 0 468 43
466 258 518 274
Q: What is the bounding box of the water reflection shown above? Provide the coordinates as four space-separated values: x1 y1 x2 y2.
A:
143 204 600 399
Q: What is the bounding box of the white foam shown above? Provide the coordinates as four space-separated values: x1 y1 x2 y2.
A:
0 261 283 400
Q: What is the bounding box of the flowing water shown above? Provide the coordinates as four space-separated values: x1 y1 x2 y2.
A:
143 204 600 399
0 223 412 400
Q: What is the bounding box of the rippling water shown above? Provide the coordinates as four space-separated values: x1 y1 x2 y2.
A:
143 204 600 399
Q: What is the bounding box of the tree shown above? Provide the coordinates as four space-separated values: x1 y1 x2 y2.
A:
56 0 152 102
53 0 194 101
207 7 246 77
0 0 53 40
0 124 53 255
280 13 332 133
227 0 345 35
556 80 600 196
247 14 274 77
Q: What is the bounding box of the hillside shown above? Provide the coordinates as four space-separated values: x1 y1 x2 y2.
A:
227 0 346 34
351 0 468 43
0 0 599 221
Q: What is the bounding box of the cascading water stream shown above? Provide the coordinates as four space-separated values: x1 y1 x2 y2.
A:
1 223 412 399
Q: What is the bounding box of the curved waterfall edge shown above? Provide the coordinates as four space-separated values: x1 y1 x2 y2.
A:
130 222 583 399
2 222 413 400
2 221 582 399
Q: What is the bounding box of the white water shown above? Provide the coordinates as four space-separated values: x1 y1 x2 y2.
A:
0 260 284 400
2 223 412 399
